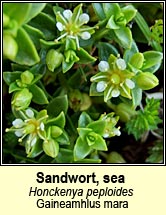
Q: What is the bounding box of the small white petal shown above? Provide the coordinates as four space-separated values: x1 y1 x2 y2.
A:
12 119 24 128
79 13 89 24
31 136 37 147
80 31 91 40
40 122 45 131
96 81 107 92
15 130 24 137
26 109 34 118
125 79 135 89
113 129 121 136
63 9 72 20
56 22 64 31
111 89 120 97
98 61 110 72
103 133 109 138
116 58 126 70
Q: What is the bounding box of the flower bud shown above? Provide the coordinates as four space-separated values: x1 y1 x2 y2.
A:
135 72 159 90
12 88 32 110
21 70 34 85
3 34 18 61
46 49 63 72
115 103 136 122
129 52 144 69
116 58 126 70
51 126 63 138
98 61 110 72
43 138 59 158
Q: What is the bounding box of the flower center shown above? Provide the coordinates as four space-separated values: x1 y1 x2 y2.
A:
110 73 121 85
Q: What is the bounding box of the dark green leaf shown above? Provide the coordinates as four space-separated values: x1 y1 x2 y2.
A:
27 140 43 158
142 51 163 70
92 3 106 20
98 42 119 61
114 26 132 49
46 111 65 128
23 24 44 50
9 82 21 93
47 95 68 117
29 84 48 104
78 112 92 128
15 27 40 66
3 71 21 85
56 148 73 163
56 130 70 145
29 12 56 40
76 48 96 64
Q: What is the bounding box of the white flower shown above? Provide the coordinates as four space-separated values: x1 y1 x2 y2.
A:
56 22 65 31
98 61 110 72
63 9 72 20
125 79 135 89
96 81 107 92
113 128 121 136
111 89 120 97
15 130 24 137
40 122 45 131
79 13 89 24
103 133 110 138
12 119 24 128
80 31 91 40
116 58 126 70
26 109 34 118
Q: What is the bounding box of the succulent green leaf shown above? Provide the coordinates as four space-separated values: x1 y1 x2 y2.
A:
46 112 65 128
47 95 68 117
114 26 132 49
29 12 56 40
43 139 59 158
106 15 120 29
74 137 91 161
103 3 121 18
87 120 106 136
76 48 96 64
121 5 137 23
92 135 107 151
14 27 40 66
3 71 21 85
78 112 92 128
129 52 144 69
24 3 46 23
142 51 163 70
92 3 106 20
132 86 142 108
56 130 70 145
29 84 48 105
98 42 119 61
9 82 21 93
